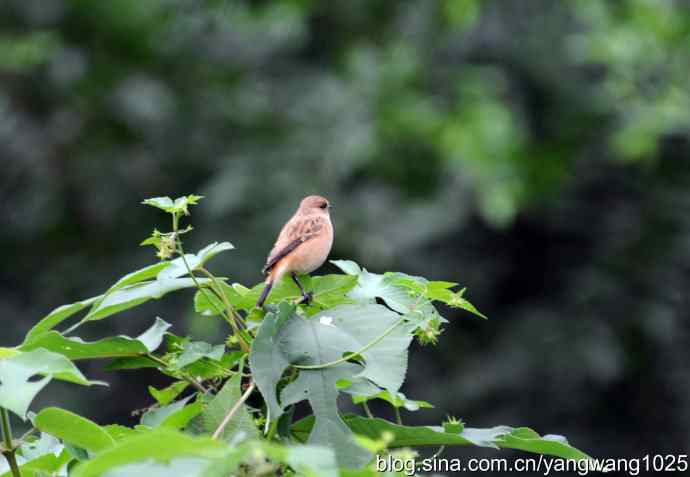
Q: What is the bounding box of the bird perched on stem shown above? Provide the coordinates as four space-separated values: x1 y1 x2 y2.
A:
257 195 334 307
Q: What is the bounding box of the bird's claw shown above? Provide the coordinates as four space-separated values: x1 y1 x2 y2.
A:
302 291 314 305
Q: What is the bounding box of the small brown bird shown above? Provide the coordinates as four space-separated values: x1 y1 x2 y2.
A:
257 195 334 307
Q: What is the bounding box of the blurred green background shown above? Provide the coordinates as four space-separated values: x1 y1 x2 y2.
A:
1 0 689 470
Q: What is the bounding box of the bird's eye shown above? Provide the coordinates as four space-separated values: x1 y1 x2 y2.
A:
320 202 328 209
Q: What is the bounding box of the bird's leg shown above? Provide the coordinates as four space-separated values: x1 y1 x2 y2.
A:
291 272 313 304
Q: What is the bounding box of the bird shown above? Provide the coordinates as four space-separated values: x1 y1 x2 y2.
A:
257 195 334 307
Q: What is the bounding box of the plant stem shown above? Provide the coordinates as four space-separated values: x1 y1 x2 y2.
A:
146 354 208 394
212 380 255 440
292 317 406 370
1 408 21 477
393 405 402 425
265 418 279 441
362 402 374 419
171 213 249 353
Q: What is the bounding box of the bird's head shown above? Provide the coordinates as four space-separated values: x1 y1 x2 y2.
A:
299 195 332 214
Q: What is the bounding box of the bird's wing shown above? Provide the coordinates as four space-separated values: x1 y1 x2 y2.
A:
262 215 326 274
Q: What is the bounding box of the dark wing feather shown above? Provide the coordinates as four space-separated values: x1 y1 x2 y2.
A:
262 216 325 274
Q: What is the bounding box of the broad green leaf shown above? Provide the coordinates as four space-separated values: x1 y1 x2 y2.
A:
141 395 203 429
35 407 116 453
157 242 234 280
238 274 358 310
281 364 373 468
293 416 591 461
70 429 228 477
352 390 433 411
251 303 414 468
24 295 102 342
0 349 105 418
20 317 171 360
149 381 188 405
111 262 172 291
174 341 225 369
248 303 294 418
189 374 258 442
84 278 211 321
105 356 158 371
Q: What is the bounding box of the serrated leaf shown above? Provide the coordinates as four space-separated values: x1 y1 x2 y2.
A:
189 374 258 442
35 407 116 453
69 429 228 477
20 317 171 360
0 349 105 419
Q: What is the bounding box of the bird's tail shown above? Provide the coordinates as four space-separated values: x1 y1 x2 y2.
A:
257 277 273 308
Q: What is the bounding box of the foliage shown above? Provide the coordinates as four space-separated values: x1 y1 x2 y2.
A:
0 196 591 477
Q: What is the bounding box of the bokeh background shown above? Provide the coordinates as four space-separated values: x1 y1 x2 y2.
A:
2 0 690 473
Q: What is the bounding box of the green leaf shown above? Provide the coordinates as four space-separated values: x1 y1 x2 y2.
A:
84 278 211 321
24 295 102 342
0 349 105 418
111 262 173 291
174 341 225 370
194 282 243 317
149 381 189 405
331 263 417 314
238 274 357 310
35 407 116 453
248 302 294 419
352 390 433 412
294 416 591 461
0 434 72 477
105 356 158 371
70 429 228 477
251 303 414 468
141 195 204 215
20 317 171 360
189 374 258 442
157 242 234 281
141 395 203 429
330 260 362 275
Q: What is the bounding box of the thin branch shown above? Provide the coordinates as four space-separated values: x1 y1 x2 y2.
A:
393 406 402 425
1 408 21 477
212 381 256 440
362 402 374 419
